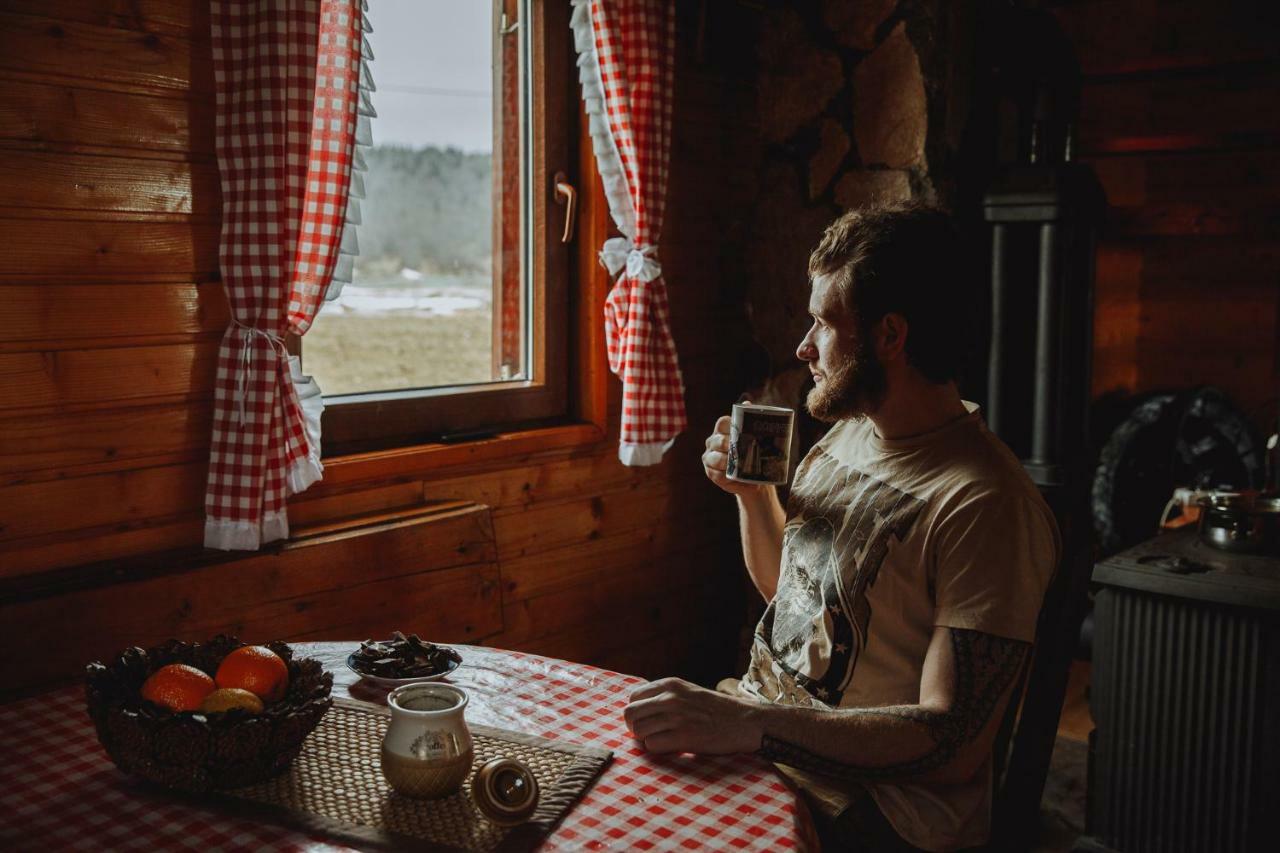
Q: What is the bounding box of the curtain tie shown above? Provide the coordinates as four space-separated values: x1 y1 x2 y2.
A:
232 321 286 428
599 237 662 282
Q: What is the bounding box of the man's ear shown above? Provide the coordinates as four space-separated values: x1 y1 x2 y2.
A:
877 313 909 362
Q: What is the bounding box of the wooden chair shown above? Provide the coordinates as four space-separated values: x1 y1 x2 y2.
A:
988 488 1095 851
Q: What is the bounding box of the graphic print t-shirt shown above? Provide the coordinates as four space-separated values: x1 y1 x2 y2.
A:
737 403 1059 852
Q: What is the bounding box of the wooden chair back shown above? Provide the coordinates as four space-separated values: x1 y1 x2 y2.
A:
988 490 1095 851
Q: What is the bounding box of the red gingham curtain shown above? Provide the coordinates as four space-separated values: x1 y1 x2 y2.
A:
572 0 686 466
206 0 363 550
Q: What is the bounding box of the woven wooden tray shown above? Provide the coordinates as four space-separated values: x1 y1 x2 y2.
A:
202 698 612 852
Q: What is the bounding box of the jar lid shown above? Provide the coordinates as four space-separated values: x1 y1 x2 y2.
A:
472 757 539 826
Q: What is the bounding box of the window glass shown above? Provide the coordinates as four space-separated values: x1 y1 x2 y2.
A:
305 0 526 396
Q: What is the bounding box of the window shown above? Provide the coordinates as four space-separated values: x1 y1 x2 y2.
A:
306 0 574 454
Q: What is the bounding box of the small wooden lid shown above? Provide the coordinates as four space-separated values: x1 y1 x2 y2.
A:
471 756 540 826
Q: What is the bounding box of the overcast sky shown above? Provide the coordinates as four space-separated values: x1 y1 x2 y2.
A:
368 0 494 153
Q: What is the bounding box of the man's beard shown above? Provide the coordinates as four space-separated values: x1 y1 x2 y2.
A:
804 335 887 423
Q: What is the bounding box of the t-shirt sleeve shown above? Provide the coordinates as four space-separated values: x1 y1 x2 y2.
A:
931 489 1060 643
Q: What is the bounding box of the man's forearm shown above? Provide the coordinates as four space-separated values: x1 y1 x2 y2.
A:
736 486 785 601
753 702 957 781
753 628 1028 782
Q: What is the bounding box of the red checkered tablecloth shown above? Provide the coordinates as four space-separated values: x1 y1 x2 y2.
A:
0 643 809 851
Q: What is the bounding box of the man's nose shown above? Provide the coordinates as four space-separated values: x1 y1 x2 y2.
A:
796 332 816 362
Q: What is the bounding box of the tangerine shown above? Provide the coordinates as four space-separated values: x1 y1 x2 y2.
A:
199 687 265 714
140 663 215 712
215 645 289 704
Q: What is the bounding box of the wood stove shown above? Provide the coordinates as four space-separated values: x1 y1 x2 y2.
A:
1081 530 1280 853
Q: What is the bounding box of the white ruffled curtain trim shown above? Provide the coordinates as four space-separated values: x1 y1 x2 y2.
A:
286 354 325 494
618 438 676 467
570 0 636 242
327 0 374 302
205 511 290 551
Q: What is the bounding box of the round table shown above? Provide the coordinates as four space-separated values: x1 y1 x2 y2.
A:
0 642 811 851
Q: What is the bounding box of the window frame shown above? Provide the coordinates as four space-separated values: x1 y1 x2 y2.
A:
315 0 579 456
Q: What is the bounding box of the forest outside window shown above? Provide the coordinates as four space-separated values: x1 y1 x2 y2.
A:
305 0 573 454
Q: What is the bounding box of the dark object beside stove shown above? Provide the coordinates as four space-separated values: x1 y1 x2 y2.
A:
1079 530 1280 853
1091 388 1265 559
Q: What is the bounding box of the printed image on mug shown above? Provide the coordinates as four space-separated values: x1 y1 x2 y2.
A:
726 403 795 485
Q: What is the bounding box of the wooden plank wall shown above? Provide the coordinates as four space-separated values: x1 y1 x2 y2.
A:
1051 0 1280 421
1 503 506 689
0 1 754 694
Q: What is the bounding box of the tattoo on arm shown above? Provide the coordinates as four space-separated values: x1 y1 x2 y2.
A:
757 628 1028 781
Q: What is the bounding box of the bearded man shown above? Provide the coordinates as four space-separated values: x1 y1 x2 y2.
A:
623 202 1060 852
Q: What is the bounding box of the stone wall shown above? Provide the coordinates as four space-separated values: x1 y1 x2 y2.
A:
739 0 966 402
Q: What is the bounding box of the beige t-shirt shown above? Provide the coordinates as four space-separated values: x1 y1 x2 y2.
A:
737 403 1060 852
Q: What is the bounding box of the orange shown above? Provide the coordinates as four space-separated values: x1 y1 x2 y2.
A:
215 645 289 704
140 663 216 712
199 687 265 714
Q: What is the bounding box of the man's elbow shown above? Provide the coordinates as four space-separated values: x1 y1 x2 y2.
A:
910 706 992 784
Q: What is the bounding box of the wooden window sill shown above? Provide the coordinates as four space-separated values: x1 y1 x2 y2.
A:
315 421 608 492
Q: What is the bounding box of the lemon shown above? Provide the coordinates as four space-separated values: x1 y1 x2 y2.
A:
199 687 265 714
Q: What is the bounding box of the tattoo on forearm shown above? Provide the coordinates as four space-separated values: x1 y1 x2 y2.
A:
757 628 1028 781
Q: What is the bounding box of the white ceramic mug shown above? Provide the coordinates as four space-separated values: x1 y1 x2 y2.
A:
726 403 795 485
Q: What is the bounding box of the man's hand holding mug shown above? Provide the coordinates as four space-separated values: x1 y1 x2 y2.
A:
702 403 795 495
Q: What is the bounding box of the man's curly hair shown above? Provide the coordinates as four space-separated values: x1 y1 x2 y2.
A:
808 201 968 384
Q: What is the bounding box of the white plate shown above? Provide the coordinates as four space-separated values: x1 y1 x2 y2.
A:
345 650 461 688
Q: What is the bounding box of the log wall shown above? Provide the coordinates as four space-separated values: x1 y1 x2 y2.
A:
1051 0 1280 420
0 0 756 694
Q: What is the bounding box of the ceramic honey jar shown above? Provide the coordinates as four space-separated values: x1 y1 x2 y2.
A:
381 684 474 799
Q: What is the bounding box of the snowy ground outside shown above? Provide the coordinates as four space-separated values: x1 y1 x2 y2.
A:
302 266 496 396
